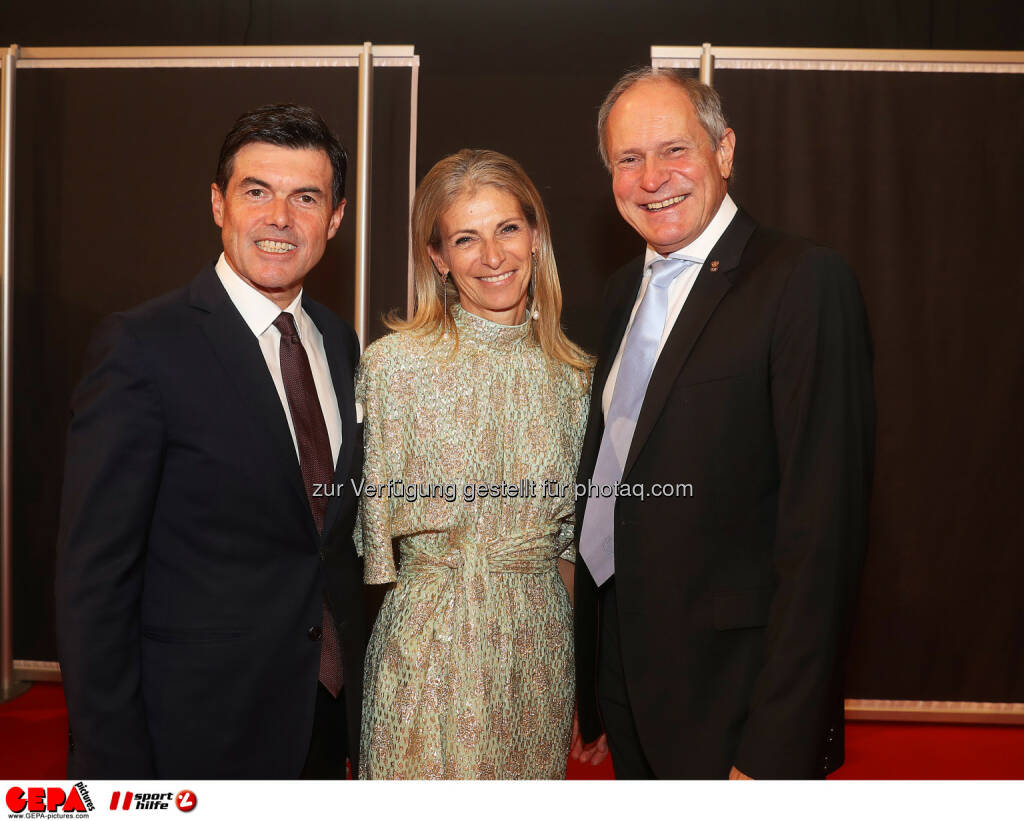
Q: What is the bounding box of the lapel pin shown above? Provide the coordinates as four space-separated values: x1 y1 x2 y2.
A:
710 260 720 272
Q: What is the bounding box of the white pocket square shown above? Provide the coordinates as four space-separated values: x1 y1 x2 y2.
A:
355 401 364 424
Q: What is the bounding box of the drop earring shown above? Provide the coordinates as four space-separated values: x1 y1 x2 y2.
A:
440 270 449 338
530 251 540 320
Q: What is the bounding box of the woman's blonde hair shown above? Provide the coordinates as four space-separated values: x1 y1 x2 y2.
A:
386 149 593 374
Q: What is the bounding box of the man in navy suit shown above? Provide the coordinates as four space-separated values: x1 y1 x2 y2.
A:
571 69 874 778
56 104 366 778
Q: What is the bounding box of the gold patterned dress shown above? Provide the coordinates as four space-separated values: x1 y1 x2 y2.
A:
354 303 590 779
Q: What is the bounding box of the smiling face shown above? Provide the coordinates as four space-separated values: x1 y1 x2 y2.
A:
605 78 735 255
211 142 345 307
428 185 537 326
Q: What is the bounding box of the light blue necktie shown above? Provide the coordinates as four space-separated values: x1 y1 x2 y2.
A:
579 256 698 585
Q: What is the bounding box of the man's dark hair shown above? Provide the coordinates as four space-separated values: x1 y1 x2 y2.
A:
215 103 348 208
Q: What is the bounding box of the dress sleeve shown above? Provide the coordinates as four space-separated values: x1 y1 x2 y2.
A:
353 343 399 584
557 368 594 563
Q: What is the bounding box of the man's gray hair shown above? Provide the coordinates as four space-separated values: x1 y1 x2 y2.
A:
597 67 729 170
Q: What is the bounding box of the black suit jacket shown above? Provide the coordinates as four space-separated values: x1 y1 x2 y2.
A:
55 263 367 778
574 209 875 778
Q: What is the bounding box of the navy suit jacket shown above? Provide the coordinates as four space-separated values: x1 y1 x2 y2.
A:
56 263 367 778
574 209 875 778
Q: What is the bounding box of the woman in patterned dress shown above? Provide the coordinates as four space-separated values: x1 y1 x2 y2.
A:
355 149 593 778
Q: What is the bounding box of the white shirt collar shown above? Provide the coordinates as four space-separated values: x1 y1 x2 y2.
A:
643 193 738 271
215 252 304 337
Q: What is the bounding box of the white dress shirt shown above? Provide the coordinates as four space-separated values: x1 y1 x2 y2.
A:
602 194 738 417
215 253 342 467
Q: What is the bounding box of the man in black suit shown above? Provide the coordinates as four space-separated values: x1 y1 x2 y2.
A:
55 104 366 779
571 69 874 778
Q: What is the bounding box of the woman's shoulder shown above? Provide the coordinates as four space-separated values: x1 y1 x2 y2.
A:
541 352 593 395
359 328 443 374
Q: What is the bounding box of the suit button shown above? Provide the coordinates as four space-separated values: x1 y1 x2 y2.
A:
308 625 322 641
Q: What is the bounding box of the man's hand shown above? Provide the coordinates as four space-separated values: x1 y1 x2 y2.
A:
729 766 753 780
569 713 609 765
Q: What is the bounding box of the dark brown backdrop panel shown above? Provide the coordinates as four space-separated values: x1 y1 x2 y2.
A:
10 65 379 661
367 65 413 341
714 68 1024 701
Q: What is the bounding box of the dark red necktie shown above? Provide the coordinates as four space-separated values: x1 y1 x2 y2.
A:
274 311 342 698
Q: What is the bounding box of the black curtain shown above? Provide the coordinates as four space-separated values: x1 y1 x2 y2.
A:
713 68 1024 701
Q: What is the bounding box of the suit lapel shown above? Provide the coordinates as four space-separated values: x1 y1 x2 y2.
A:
189 265 312 531
577 258 644 489
304 300 357 538
595 264 644 400
622 210 757 480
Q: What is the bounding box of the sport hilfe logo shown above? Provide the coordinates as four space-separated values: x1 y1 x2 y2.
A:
5 783 95 814
108 790 196 812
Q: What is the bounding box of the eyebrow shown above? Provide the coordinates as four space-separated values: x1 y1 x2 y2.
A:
238 176 325 196
450 217 523 236
615 137 694 156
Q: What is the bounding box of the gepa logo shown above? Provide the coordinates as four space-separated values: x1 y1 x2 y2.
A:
5 782 94 815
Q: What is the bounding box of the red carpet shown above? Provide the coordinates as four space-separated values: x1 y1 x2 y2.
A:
0 684 69 779
2 684 1022 779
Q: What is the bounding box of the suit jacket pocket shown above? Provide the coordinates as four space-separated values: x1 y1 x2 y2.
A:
142 626 246 644
713 585 774 630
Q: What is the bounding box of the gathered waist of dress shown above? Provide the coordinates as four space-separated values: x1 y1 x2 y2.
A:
398 527 562 577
